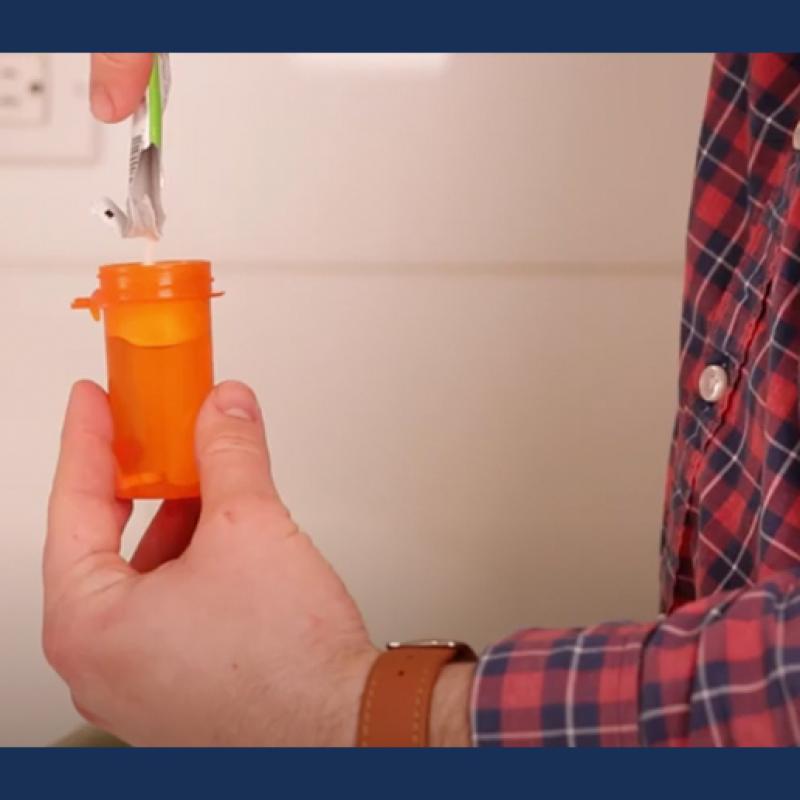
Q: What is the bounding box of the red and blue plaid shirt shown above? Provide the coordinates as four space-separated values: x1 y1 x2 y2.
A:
471 53 800 747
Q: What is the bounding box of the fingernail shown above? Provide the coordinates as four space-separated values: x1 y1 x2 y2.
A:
213 381 259 422
90 84 114 122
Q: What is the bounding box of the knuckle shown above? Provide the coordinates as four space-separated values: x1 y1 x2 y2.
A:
71 693 102 727
200 431 263 463
41 625 60 670
42 613 78 678
206 494 298 543
211 492 276 528
42 603 97 682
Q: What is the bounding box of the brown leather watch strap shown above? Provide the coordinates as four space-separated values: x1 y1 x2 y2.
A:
357 641 476 747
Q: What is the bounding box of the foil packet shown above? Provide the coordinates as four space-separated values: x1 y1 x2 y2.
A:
93 53 171 241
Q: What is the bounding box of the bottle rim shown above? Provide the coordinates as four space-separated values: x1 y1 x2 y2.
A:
73 260 222 319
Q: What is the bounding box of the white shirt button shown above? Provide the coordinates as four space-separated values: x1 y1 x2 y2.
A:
699 364 727 403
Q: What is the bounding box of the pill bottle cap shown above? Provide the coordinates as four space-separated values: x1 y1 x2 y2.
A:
72 260 222 321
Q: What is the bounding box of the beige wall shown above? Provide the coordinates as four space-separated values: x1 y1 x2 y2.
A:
0 54 711 744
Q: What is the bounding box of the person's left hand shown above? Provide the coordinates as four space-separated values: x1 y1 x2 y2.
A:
43 379 378 746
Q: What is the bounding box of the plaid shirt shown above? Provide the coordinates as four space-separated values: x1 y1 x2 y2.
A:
472 53 800 747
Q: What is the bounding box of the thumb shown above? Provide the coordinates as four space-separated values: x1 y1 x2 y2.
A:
194 381 281 516
90 53 153 122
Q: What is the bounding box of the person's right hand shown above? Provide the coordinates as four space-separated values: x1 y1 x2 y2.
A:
43 380 380 746
90 53 153 123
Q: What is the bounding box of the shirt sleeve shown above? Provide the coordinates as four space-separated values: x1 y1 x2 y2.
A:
471 571 800 746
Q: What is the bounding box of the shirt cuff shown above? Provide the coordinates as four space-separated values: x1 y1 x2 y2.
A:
471 621 654 746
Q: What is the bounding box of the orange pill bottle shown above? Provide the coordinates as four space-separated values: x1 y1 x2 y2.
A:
73 260 222 499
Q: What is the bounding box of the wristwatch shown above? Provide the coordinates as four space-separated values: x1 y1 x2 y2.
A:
356 639 477 747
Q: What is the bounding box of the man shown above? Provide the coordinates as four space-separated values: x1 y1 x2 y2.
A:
44 52 800 747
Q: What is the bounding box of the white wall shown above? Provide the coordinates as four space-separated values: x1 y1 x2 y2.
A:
0 53 711 744
2 53 708 266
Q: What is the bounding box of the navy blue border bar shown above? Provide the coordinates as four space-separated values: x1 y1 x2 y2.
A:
9 0 800 51
1 747 793 799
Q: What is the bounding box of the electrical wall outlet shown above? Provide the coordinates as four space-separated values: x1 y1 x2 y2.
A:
0 54 48 126
0 53 97 163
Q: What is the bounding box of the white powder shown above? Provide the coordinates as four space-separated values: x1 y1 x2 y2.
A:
143 239 156 266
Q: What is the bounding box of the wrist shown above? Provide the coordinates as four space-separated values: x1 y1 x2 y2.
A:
429 661 475 747
353 641 476 747
330 646 380 747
